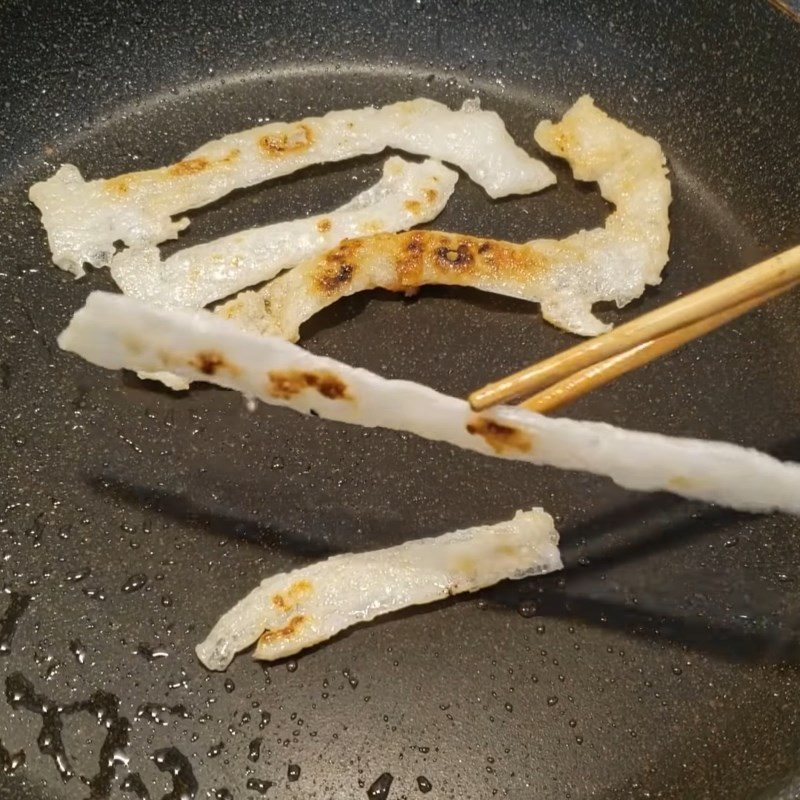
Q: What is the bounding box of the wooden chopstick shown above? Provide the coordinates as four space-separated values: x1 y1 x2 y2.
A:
468 243 800 411
519 286 788 414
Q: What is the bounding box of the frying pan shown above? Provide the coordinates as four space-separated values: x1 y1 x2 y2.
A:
1 1 799 798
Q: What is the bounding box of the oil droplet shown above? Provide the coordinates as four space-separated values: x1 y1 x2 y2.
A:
246 777 274 795
672 666 683 676
207 741 224 758
288 763 301 781
248 737 262 762
343 668 359 689
83 587 106 601
69 639 86 664
535 624 546 634
213 790 233 800
547 696 558 706
122 574 147 593
367 772 394 799
286 659 298 673
136 703 192 726
65 569 90 582
0 592 32 655
223 678 235 693
416 775 432 793
259 710 271 729
504 703 513 713
517 600 537 618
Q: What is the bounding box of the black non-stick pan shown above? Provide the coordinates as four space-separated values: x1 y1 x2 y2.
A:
2 1 800 798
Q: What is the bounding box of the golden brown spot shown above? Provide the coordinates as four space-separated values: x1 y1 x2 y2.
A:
124 336 144 355
359 219 384 235
316 218 332 233
272 579 313 612
552 129 573 154
267 369 352 401
391 231 425 288
258 123 314 157
167 157 211 177
188 350 241 377
404 199 422 215
316 261 354 293
313 242 361 294
496 543 520 557
454 556 478 577
466 415 533 455
258 615 306 647
424 188 438 203
435 242 473 270
105 175 132 196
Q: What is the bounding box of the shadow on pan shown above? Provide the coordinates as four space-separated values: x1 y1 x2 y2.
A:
91 451 800 668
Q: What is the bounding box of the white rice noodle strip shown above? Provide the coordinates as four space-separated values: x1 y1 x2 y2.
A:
109 157 458 310
59 292 800 516
219 95 672 339
30 98 555 276
196 508 561 669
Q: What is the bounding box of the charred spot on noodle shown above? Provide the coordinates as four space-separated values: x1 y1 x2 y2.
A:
271 579 313 612
466 416 533 454
435 243 473 269
257 615 307 646
189 350 240 376
315 262 355 293
167 157 211 177
267 370 351 401
258 124 314 157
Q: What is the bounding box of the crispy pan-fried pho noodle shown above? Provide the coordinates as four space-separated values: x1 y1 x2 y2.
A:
196 509 562 669
109 157 457 309
30 98 555 276
219 96 671 338
60 293 800 515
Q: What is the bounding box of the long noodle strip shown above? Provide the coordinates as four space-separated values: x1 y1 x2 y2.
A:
31 98 554 275
196 508 561 669
59 292 800 516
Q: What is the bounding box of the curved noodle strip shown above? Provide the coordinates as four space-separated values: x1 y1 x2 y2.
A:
30 98 554 276
59 292 800 516
219 95 671 338
109 157 457 309
196 508 561 669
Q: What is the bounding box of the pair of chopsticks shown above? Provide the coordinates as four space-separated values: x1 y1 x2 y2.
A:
469 243 800 414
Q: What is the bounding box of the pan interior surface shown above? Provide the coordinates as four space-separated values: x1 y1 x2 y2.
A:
1 2 799 799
